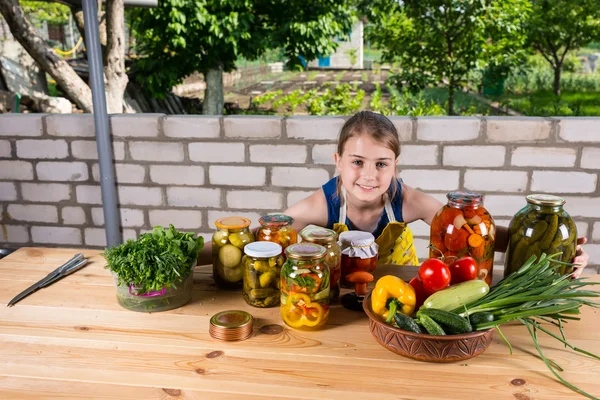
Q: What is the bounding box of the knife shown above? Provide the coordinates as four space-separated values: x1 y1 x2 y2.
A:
7 253 88 307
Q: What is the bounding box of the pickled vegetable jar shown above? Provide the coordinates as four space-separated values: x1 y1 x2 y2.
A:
212 216 255 290
242 241 283 308
505 194 577 277
257 214 298 252
429 192 495 286
338 231 378 289
280 243 330 330
300 226 341 302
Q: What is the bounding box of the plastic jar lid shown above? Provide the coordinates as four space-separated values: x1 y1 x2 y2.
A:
526 194 565 207
209 310 253 341
215 216 251 229
259 214 294 227
285 243 327 260
244 241 282 258
300 226 337 243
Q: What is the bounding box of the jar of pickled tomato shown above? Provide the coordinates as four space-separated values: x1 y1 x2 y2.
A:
300 225 341 302
338 231 378 289
257 214 298 253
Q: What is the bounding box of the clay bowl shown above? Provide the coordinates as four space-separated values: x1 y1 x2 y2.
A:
363 291 494 363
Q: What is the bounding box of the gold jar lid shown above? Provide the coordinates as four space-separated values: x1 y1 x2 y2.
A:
209 310 253 341
285 243 327 260
526 194 565 207
215 216 251 229
300 226 337 243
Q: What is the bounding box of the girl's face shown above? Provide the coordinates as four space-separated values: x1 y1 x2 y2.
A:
334 134 398 205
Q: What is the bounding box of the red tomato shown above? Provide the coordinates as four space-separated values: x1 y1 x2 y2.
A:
418 258 451 293
408 277 429 310
449 257 478 284
444 227 469 252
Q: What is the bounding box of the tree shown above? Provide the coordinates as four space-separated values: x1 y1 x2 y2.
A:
129 0 356 115
368 0 531 115
525 0 600 96
0 0 127 113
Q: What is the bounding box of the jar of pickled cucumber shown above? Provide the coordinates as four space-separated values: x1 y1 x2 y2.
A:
242 242 283 308
429 192 495 286
300 226 341 302
212 216 255 290
280 243 330 330
505 194 577 278
257 214 298 253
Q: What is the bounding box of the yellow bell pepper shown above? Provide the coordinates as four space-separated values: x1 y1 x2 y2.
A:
371 275 416 321
281 293 324 328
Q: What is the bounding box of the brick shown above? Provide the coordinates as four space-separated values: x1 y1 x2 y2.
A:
399 145 438 166
312 144 337 165
581 148 600 169
118 186 163 206
0 140 11 157
0 161 34 180
163 116 220 138
399 169 460 191
531 171 597 194
208 211 263 227
271 167 329 188
71 140 125 160
61 206 86 225
224 116 282 139
167 187 221 208
389 117 413 142
416 117 480 142
227 190 283 209
443 146 505 167
574 221 588 239
486 117 551 142
46 115 95 137
92 163 146 184
0 225 29 243
0 114 43 136
287 191 313 208
8 204 58 223
559 118 600 142
189 142 245 163
512 147 577 167
408 220 431 237
76 185 101 204
21 183 71 202
110 114 161 137
249 144 307 164
150 165 204 185
36 161 89 182
129 141 184 162
84 228 137 247
563 196 600 218
16 139 68 159
484 195 529 217
0 182 17 201
286 117 345 140
149 210 203 229
464 170 528 192
593 222 600 241
414 238 431 260
92 207 145 227
209 166 266 186
582 244 600 267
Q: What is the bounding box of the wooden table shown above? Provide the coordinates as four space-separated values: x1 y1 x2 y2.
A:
0 248 598 399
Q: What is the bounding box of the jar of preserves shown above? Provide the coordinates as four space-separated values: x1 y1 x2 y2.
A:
280 243 330 330
429 192 495 286
300 226 341 302
257 214 298 253
505 194 577 277
212 216 255 290
242 241 283 308
338 231 378 289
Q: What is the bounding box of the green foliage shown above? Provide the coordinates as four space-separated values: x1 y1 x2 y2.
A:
20 1 70 27
104 225 204 294
308 83 364 115
345 48 358 68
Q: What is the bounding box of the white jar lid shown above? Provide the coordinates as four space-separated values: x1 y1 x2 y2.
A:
244 241 282 258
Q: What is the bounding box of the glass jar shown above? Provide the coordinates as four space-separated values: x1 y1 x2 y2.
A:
280 243 330 330
257 214 298 253
429 191 496 286
242 241 284 308
505 194 577 277
300 226 341 302
339 231 378 289
212 216 255 290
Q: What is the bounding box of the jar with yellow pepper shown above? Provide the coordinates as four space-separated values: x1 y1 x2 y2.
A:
280 243 330 330
257 214 298 253
300 226 341 302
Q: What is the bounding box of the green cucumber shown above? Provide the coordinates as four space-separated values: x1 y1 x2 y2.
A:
423 279 489 312
419 314 446 336
469 311 494 326
393 313 422 334
417 308 472 334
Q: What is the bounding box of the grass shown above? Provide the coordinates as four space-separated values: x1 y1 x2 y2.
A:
421 87 491 115
501 90 600 116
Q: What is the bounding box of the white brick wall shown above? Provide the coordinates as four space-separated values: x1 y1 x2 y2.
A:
61 206 86 225
163 116 220 139
46 115 95 137
562 197 600 218
76 185 101 204
149 209 203 229
417 117 480 142
399 145 438 166
443 146 505 167
227 190 283 209
249 145 307 164
31 225 82 245
129 142 184 162
209 166 266 186
464 170 528 192
287 191 313 208
0 115 43 136
0 140 12 157
84 227 137 246
271 167 329 188
0 161 34 180
16 139 68 159
150 165 204 185
286 117 344 140
189 142 245 163
71 140 125 160
390 117 413 142
581 148 600 169
118 186 163 206
482 195 527 217
92 163 146 184
559 118 600 142
487 118 551 142
166 187 221 207
7 204 58 223
224 116 281 139
512 147 577 167
312 144 337 164
400 169 460 191
111 114 160 137
36 161 89 182
593 222 600 241
21 183 71 202
0 182 17 201
531 171 597 194
91 207 145 227
0 225 29 243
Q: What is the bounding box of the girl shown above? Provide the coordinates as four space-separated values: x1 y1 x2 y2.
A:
283 111 589 276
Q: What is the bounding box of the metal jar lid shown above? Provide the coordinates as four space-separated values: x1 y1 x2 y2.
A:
285 243 327 260
300 226 337 244
209 310 253 341
259 214 294 227
526 194 566 207
215 216 251 229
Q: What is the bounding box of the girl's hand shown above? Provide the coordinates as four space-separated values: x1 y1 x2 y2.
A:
572 237 589 279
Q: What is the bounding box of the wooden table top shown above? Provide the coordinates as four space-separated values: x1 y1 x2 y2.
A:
0 247 598 399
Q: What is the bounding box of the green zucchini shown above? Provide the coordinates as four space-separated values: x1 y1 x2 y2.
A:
419 314 446 336
469 311 494 326
393 313 422 334
422 280 489 312
417 308 472 334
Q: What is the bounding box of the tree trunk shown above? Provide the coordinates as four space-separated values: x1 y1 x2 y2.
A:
0 0 93 112
203 65 224 115
73 5 107 55
553 65 561 97
104 0 127 113
447 82 455 116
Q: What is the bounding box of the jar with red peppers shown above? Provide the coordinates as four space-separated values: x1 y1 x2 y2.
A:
338 231 378 289
429 191 495 286
257 214 298 254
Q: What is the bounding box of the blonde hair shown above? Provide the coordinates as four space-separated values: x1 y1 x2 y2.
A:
336 111 402 200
